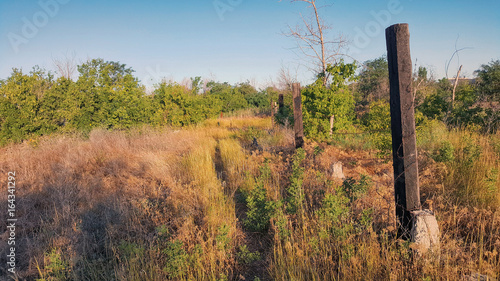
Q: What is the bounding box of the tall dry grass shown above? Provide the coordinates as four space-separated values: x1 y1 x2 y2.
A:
0 116 498 280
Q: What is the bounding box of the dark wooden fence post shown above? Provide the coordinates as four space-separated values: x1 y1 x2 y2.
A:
278 94 284 112
292 83 304 149
271 100 275 126
386 23 421 238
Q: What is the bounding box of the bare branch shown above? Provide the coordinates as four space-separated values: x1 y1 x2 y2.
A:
445 35 473 79
283 0 348 85
52 52 77 80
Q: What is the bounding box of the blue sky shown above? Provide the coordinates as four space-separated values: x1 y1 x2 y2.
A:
1 0 499 89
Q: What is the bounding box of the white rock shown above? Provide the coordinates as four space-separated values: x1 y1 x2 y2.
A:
410 209 440 256
331 162 345 180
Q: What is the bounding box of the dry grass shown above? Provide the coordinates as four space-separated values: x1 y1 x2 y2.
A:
0 117 498 280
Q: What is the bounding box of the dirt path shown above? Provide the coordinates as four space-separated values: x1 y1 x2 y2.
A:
214 142 272 281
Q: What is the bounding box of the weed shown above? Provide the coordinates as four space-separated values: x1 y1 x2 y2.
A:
240 126 266 142
36 249 70 281
285 148 306 215
2 116 499 281
216 224 232 250
340 175 370 203
433 140 455 162
163 240 188 278
244 161 277 232
244 180 275 232
313 145 324 156
118 241 145 261
237 245 261 264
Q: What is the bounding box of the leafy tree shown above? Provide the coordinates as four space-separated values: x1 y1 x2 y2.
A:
151 82 222 127
475 60 500 102
419 91 449 120
413 66 436 107
302 61 357 140
0 67 54 143
236 82 258 96
190 76 202 94
151 82 193 126
418 79 452 121
355 57 389 104
208 82 248 112
39 77 75 132
71 59 149 130
362 100 391 154
417 66 428 81
447 83 484 129
233 82 268 109
245 91 270 108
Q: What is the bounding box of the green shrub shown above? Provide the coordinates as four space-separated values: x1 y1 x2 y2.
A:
285 148 306 215
237 245 261 264
419 90 449 120
340 175 370 203
208 81 248 113
363 100 391 156
216 224 231 250
244 163 276 232
275 101 294 127
163 240 189 278
240 126 266 142
433 141 455 162
445 132 500 208
36 249 70 281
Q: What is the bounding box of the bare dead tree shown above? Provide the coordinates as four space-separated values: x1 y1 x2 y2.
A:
451 65 463 109
180 77 192 90
52 52 77 80
282 0 347 86
277 63 298 92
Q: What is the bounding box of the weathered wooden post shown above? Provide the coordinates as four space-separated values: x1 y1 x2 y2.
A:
386 23 421 238
292 83 304 148
271 100 275 126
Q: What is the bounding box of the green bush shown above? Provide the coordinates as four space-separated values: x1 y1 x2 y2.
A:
163 240 189 278
208 82 248 113
36 248 70 281
285 148 306 215
0 68 56 144
340 175 370 203
433 141 455 162
244 163 276 232
151 81 221 127
237 245 261 264
363 100 391 156
419 90 449 120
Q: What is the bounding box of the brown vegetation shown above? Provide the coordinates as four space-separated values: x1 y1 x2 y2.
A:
0 116 498 280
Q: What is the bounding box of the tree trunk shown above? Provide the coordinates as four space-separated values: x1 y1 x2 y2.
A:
329 115 335 135
311 1 327 86
451 65 463 110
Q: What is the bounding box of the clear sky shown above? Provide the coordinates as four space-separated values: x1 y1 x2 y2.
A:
1 0 499 89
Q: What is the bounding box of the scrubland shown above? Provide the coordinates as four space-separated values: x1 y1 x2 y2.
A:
0 116 499 280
